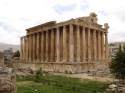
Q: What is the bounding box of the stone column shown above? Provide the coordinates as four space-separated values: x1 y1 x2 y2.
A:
28 35 31 62
27 35 29 61
46 31 49 62
87 28 91 61
105 32 108 59
30 34 33 62
97 31 101 60
25 36 28 62
36 33 40 62
41 32 44 62
23 36 26 62
76 25 80 62
101 32 104 60
27 36 30 62
93 30 97 61
82 27 86 61
20 37 23 60
51 30 54 62
25 36 27 62
32 34 35 62
56 27 60 62
63 26 67 62
22 37 25 60
69 24 74 62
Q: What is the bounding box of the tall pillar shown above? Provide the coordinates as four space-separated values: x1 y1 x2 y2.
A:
32 34 35 62
26 36 28 62
87 28 91 61
36 33 40 62
98 31 101 60
27 36 30 62
82 27 86 61
105 32 108 59
22 37 25 60
69 24 74 62
51 30 54 62
22 37 24 60
30 35 33 62
101 32 105 60
43 32 46 61
23 36 27 62
56 27 60 62
63 26 67 62
25 36 27 62
46 31 49 62
28 35 31 62
93 30 97 61
20 37 23 60
76 25 80 62
30 34 33 62
41 32 44 62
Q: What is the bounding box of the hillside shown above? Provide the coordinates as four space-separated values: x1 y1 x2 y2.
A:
0 43 19 52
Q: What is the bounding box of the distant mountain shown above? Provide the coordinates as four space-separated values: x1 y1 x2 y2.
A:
0 43 19 52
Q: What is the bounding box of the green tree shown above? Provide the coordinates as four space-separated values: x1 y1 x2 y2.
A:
12 50 20 58
110 45 125 80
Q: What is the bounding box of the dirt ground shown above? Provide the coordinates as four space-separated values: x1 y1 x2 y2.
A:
53 73 114 82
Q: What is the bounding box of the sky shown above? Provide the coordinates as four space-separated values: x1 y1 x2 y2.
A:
0 0 125 45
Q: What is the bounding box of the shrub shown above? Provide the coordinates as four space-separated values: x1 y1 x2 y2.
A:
34 68 43 82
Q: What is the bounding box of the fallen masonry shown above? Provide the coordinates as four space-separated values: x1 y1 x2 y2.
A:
0 67 16 93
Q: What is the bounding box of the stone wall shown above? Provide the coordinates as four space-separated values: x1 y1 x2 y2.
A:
0 67 16 93
12 60 110 74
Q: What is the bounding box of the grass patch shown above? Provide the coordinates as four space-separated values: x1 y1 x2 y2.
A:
16 73 108 93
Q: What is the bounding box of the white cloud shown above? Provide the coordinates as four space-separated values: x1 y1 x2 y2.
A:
0 0 125 44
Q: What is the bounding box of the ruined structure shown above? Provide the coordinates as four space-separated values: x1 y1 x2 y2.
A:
0 67 16 93
20 12 109 73
0 52 4 66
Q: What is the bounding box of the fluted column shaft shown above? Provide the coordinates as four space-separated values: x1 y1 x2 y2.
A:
23 37 25 60
26 36 29 62
101 32 104 60
76 25 80 62
36 33 40 62
46 31 49 62
87 28 91 61
56 27 60 62
51 30 54 62
41 32 44 62
31 35 33 61
93 30 97 61
105 32 108 59
69 24 74 62
23 36 26 61
63 26 67 62
82 27 86 61
20 37 23 60
24 37 26 60
43 32 46 61
32 34 35 61
28 36 30 62
98 31 101 60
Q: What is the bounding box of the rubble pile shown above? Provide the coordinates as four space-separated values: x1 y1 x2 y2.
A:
0 67 16 93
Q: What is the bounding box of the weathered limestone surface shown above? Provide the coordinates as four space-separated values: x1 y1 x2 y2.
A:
0 52 4 66
13 60 110 74
20 12 110 73
0 67 16 93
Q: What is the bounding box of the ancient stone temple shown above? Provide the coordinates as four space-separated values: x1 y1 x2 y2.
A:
20 12 109 73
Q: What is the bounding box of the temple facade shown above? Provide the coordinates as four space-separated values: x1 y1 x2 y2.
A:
20 13 109 73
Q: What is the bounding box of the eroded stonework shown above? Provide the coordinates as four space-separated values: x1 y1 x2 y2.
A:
20 12 110 73
0 67 16 93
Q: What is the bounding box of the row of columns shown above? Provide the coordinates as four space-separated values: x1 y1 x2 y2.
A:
20 24 108 63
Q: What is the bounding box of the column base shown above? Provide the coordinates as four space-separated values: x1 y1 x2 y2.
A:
15 59 110 74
